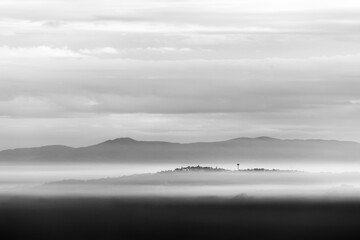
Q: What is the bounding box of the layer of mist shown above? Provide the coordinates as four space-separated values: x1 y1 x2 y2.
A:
1 165 360 199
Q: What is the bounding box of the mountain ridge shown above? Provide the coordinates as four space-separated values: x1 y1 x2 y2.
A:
1 136 360 164
3 136 359 150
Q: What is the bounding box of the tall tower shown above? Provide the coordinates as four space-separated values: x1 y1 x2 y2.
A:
237 163 240 171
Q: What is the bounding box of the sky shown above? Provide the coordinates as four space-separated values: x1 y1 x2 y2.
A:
1 0 360 149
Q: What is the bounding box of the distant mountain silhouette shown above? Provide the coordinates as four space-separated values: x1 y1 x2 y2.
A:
1 136 360 164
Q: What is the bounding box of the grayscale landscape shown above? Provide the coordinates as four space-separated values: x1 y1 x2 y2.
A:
2 0 360 239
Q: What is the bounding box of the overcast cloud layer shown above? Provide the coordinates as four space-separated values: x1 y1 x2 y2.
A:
1 0 360 149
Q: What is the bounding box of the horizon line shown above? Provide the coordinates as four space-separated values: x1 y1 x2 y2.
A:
1 136 359 151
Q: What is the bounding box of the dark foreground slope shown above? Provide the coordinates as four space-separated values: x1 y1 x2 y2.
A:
2 197 360 240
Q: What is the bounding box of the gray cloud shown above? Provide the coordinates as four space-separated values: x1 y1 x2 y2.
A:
1 55 360 118
1 0 360 147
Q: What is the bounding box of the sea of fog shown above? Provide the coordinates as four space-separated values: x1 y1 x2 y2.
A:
1 162 360 198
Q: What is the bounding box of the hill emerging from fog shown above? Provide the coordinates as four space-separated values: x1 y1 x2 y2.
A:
1 136 360 164
47 166 301 186
44 166 360 200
